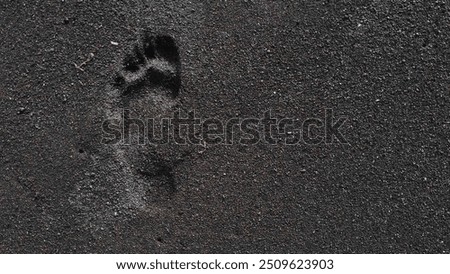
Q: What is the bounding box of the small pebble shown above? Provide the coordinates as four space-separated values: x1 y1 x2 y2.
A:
17 107 26 114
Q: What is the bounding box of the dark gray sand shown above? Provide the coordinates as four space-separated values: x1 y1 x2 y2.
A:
1 0 449 253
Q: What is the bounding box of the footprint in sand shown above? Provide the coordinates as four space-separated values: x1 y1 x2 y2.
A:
109 32 184 203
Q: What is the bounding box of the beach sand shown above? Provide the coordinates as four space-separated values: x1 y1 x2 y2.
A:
1 0 449 253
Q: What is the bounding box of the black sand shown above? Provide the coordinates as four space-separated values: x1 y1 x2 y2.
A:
1 0 449 253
